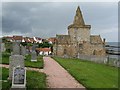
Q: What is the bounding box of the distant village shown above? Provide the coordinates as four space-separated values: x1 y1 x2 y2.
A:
1 35 57 55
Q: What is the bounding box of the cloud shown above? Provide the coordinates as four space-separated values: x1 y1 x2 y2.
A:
2 2 118 42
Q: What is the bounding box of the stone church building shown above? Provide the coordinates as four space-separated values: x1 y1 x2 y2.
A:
53 6 106 58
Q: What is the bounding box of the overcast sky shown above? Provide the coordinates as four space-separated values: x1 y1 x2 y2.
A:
2 2 118 42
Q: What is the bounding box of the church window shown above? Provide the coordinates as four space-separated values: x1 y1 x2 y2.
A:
79 44 83 49
64 49 67 54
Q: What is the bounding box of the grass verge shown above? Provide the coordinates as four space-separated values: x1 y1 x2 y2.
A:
1 52 44 69
1 67 46 89
25 55 44 69
53 57 119 89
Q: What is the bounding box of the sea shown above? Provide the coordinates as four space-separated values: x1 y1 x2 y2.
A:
106 42 120 60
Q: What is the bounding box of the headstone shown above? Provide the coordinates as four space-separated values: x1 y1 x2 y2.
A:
9 55 24 80
31 44 37 62
21 45 26 56
1 43 6 52
11 66 26 89
31 51 37 62
117 60 120 67
32 44 36 51
12 42 20 55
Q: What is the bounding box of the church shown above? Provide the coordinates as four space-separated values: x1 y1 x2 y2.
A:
53 6 106 58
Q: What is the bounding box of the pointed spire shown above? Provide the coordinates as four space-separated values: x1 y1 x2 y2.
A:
73 6 85 26
68 6 91 29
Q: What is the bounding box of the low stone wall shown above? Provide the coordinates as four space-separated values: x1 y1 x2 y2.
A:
78 54 120 67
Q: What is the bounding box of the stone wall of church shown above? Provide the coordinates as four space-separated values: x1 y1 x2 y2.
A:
68 27 90 43
81 42 106 56
53 44 78 58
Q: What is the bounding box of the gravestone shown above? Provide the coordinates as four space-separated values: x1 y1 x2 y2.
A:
1 43 6 52
21 45 26 56
9 55 24 80
11 66 26 89
31 44 37 62
117 60 120 67
32 44 36 51
12 42 20 55
31 51 37 62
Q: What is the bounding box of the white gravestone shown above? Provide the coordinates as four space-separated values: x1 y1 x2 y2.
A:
11 66 26 88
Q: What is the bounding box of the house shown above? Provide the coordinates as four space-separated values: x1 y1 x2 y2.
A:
5 36 14 42
22 37 31 43
13 36 23 42
28 38 36 43
36 48 51 55
33 37 43 43
48 37 57 44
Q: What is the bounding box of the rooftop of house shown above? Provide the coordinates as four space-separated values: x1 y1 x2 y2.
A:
13 36 23 40
36 48 51 52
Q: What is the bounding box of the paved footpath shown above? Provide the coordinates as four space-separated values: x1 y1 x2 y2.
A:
0 64 43 73
43 56 85 88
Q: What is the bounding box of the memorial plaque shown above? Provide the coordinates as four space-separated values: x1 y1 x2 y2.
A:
11 66 26 88
13 67 25 84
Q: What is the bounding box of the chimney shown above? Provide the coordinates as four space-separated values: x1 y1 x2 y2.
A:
103 38 106 45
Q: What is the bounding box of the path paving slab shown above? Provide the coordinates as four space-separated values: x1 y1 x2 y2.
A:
43 57 85 88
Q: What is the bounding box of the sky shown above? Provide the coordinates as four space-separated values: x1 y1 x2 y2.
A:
1 1 118 42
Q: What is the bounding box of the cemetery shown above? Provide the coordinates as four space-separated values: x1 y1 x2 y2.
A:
0 35 119 89
1 42 46 89
1 4 119 89
1 49 119 89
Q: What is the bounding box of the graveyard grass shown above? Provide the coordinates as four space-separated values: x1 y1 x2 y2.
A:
53 57 119 88
1 67 46 89
1 52 44 69
1 52 10 64
25 55 44 69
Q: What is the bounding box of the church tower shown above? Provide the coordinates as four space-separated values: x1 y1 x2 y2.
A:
68 6 91 43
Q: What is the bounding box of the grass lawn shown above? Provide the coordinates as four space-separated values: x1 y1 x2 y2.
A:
1 52 44 69
25 55 44 69
53 57 119 89
1 67 46 89
1 52 10 64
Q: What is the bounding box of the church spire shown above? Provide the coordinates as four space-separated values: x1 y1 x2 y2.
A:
68 6 91 29
73 6 85 26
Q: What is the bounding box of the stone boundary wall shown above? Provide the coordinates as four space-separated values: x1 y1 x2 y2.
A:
77 54 120 67
53 54 120 67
